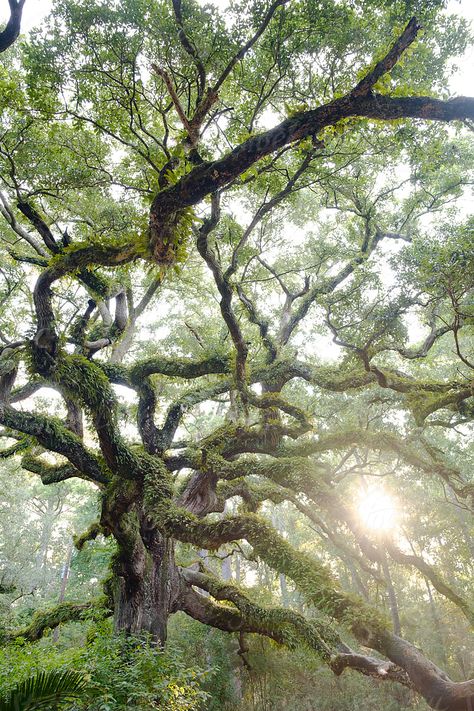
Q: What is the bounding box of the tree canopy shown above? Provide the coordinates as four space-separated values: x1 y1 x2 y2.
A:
0 0 473 709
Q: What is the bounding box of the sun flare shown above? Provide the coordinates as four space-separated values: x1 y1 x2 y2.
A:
357 488 398 533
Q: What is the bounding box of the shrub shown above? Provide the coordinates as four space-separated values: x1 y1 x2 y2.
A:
0 622 211 711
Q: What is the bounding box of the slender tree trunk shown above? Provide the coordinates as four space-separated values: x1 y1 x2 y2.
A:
53 542 73 643
35 498 56 574
279 573 289 607
382 554 402 636
425 578 449 670
221 553 232 581
346 558 369 600
235 553 241 584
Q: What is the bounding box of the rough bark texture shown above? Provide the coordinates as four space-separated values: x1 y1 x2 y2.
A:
113 533 181 643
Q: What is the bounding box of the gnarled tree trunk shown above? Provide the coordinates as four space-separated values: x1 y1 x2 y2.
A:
113 530 181 643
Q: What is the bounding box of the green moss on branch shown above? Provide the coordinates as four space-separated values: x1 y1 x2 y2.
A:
6 598 108 642
167 509 388 646
182 568 339 660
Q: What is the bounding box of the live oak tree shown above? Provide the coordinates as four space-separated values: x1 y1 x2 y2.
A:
0 0 473 709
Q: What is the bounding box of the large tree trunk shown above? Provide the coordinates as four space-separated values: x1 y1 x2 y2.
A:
113 531 181 644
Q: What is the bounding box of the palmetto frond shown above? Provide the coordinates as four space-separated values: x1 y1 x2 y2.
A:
0 669 87 711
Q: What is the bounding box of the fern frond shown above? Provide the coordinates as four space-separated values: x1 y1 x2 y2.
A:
0 669 87 711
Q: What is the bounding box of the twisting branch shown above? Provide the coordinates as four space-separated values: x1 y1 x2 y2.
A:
169 511 474 709
181 567 337 659
180 570 412 687
0 191 47 256
236 283 277 360
149 93 474 248
149 9 473 254
0 0 26 53
330 652 412 687
17 201 59 253
22 452 82 485
0 404 108 484
391 311 451 359
5 599 106 642
196 193 249 392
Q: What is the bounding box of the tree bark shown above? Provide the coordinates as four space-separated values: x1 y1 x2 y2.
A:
380 632 474 711
113 531 181 644
0 0 25 54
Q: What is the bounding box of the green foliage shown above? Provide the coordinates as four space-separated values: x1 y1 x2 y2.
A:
0 0 473 706
169 614 242 711
0 670 87 711
69 624 212 711
0 624 211 711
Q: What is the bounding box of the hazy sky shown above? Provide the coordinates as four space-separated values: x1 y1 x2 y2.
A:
1 0 473 96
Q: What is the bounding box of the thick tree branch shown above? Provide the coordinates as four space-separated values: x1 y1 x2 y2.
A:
330 651 412 687
169 511 474 709
5 599 107 642
181 567 336 659
21 452 82 484
0 0 25 53
150 94 474 248
0 403 108 484
17 201 59 253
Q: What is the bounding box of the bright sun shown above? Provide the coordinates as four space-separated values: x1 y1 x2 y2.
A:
357 488 398 533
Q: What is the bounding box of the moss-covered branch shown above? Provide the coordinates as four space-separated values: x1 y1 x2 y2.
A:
166 509 387 644
181 568 413 688
0 404 108 484
5 598 108 642
22 452 82 485
181 567 338 660
170 508 474 709
74 521 104 550
0 437 28 458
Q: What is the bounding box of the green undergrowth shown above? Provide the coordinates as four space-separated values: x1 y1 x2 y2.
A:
0 621 211 711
